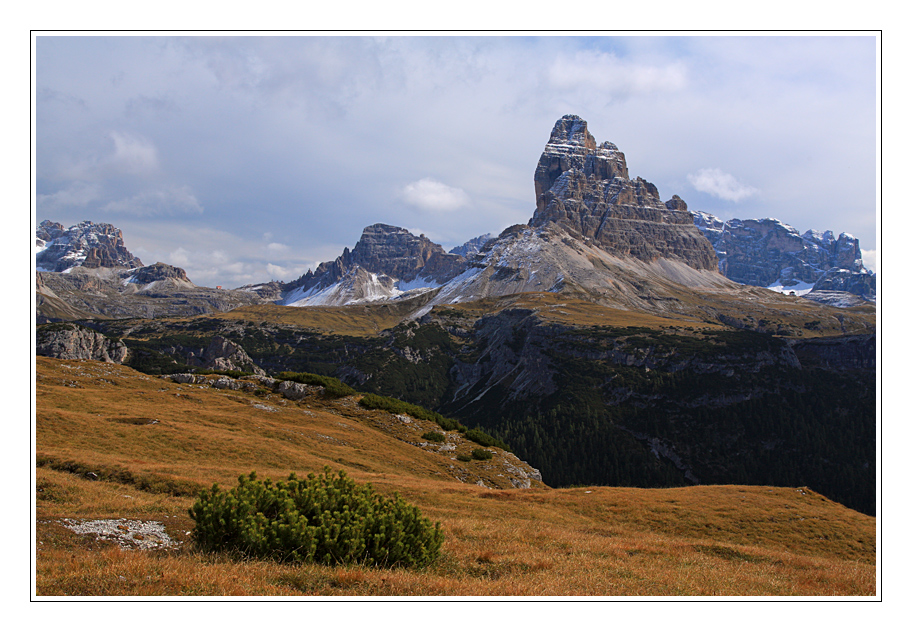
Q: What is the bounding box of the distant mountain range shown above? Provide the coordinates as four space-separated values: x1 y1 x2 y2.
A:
34 115 877 515
690 210 875 306
35 114 875 322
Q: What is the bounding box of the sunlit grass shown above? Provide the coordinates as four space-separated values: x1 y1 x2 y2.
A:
35 356 876 597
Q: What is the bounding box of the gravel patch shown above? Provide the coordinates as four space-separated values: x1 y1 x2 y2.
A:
59 518 178 550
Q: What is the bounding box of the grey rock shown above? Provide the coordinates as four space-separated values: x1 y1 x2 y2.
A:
199 336 266 376
690 211 876 302
530 115 718 271
36 220 143 272
36 323 128 363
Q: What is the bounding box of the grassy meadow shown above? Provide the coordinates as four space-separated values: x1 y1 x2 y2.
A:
34 356 876 597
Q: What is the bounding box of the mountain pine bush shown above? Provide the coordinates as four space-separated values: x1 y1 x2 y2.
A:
188 468 444 568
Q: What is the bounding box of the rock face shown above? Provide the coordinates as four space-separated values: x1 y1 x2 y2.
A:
36 265 265 321
282 224 467 306
691 211 876 301
530 115 718 271
280 115 732 313
449 233 494 257
191 335 266 375
127 262 193 285
35 221 269 321
36 220 144 272
36 323 129 363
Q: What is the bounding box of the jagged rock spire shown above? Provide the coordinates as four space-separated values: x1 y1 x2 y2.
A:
530 115 718 271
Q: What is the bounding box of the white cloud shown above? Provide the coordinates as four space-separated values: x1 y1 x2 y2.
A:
37 182 100 213
102 186 204 216
547 51 688 98
400 178 470 213
266 242 289 252
687 168 759 202
166 247 192 268
108 131 160 175
266 262 309 281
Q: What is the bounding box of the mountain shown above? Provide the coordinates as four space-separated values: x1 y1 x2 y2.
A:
281 224 467 306
275 115 738 318
690 210 876 304
530 115 717 270
34 115 877 517
36 220 144 272
448 233 494 257
35 221 267 321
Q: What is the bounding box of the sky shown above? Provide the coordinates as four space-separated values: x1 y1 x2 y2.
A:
34 34 879 288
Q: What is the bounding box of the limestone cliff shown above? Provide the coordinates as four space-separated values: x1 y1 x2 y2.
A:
36 323 129 363
530 115 718 271
36 220 143 272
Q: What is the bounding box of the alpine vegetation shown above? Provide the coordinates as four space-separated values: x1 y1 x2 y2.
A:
188 468 444 568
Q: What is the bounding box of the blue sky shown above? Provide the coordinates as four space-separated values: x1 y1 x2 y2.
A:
35 34 878 287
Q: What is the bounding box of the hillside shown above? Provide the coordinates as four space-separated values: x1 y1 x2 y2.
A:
35 356 875 596
53 289 875 516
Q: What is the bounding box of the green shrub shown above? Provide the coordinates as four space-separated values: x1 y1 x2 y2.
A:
422 431 446 443
471 448 494 461
196 369 253 379
188 468 443 568
463 428 511 452
274 371 357 398
456 454 472 462
358 393 466 431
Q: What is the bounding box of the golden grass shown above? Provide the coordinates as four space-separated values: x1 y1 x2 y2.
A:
432 292 725 330
211 297 435 336
34 356 876 597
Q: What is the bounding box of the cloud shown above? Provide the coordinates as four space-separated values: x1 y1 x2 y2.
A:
37 182 101 213
547 50 688 98
400 178 470 213
266 242 289 253
102 185 204 216
266 262 309 280
687 168 759 202
165 247 192 268
108 131 160 175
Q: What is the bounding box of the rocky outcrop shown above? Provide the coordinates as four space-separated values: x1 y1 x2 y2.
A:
201 336 266 375
37 266 266 321
127 262 192 285
449 233 494 257
811 267 876 300
530 115 718 271
36 220 143 272
690 211 876 302
282 224 468 306
36 323 129 363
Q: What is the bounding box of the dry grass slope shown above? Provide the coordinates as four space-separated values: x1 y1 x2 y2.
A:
35 356 876 596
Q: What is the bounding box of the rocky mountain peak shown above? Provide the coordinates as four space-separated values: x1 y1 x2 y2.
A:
533 115 630 207
449 233 495 257
128 262 192 285
36 219 144 272
530 115 718 271
348 223 451 281
689 210 875 303
282 224 468 305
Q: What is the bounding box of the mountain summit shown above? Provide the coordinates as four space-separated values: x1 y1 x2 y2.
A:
531 115 718 270
282 224 466 306
277 115 735 314
36 220 144 272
